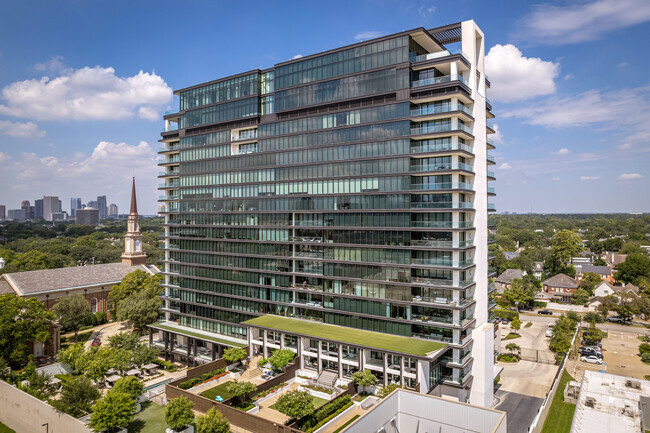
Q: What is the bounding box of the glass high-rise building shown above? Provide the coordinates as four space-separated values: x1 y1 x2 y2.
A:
97 195 107 220
70 197 82 217
154 20 498 406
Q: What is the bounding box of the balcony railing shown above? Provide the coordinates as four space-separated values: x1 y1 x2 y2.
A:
410 182 474 191
487 170 495 178
410 142 473 154
411 239 474 248
411 122 472 136
486 154 495 163
410 201 473 209
411 258 474 267
487 138 496 147
487 187 495 194
231 130 258 141
411 74 467 88
410 104 472 117
159 143 180 152
165 109 179 116
486 121 495 131
412 277 473 288
231 148 257 155
413 314 453 324
410 221 473 228
411 48 469 64
487 203 496 211
410 162 473 172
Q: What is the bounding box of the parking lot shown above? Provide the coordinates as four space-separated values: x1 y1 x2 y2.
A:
600 329 648 379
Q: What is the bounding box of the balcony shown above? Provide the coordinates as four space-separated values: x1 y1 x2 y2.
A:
411 258 474 267
159 194 179 201
163 155 180 164
231 130 258 141
231 148 257 155
410 142 472 154
410 221 473 228
159 169 180 177
410 201 473 209
487 170 495 179
411 239 474 248
487 187 495 194
410 162 473 173
412 314 453 325
487 138 496 149
487 203 496 211
159 143 180 152
293 252 323 259
410 182 474 191
412 277 474 288
290 236 323 243
410 104 472 118
486 121 495 131
487 154 495 163
411 48 469 64
411 122 472 136
411 74 467 88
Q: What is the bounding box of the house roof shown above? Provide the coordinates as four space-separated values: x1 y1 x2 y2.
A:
605 252 627 266
502 252 520 260
495 269 525 284
543 273 579 289
1 262 155 296
0 279 14 295
594 280 616 292
580 265 611 276
592 281 639 296
533 262 544 271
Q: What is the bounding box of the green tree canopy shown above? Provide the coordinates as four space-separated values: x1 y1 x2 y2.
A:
224 380 257 406
108 269 162 317
352 369 378 387
579 273 603 295
116 285 162 331
0 294 55 366
108 331 141 351
51 375 100 417
223 347 247 364
89 391 136 433
196 407 231 433
615 253 650 284
52 295 90 340
273 390 315 419
112 376 144 401
500 278 536 308
551 230 584 264
571 288 591 305
268 349 295 371
165 396 195 432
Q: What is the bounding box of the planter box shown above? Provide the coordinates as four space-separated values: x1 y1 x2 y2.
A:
298 385 336 401
313 403 358 433
166 426 194 433
253 383 292 406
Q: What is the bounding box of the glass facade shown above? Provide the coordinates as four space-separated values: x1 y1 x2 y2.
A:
159 28 494 392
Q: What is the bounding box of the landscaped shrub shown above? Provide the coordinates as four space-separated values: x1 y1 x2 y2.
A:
493 309 519 321
251 383 287 401
300 384 333 395
497 354 518 363
377 383 401 399
300 394 352 433
642 353 650 364
153 359 177 372
639 343 650 355
533 301 547 308
178 368 226 390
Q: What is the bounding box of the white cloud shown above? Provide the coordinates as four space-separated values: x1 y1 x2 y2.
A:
0 141 159 213
485 44 560 102
34 56 69 74
0 152 9 162
618 173 642 180
516 0 650 45
354 31 382 41
0 66 172 121
291 54 303 60
564 74 574 80
580 176 600 181
491 123 504 144
498 162 512 170
552 177 561 181
618 62 628 68
0 120 46 138
554 148 570 155
418 5 436 17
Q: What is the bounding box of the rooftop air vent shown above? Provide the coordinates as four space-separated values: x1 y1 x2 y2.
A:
625 380 641 389
585 397 596 408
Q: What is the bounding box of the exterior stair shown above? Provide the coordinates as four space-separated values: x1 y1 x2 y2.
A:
316 369 338 388
240 355 263 380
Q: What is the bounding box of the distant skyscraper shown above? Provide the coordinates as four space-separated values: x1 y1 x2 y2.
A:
108 203 118 217
97 195 107 219
21 200 32 219
8 209 26 221
0 205 5 220
42 196 61 222
87 200 98 209
76 208 99 225
34 199 43 219
70 198 82 217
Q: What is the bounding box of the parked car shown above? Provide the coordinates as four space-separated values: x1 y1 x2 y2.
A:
580 349 603 358
606 316 624 324
580 355 603 364
91 338 101 347
519 305 533 311
545 328 553 337
493 317 502 324
582 340 602 348
538 310 553 315
584 346 602 353
501 319 510 325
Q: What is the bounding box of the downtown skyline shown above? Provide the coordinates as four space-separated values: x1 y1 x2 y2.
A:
0 0 649 214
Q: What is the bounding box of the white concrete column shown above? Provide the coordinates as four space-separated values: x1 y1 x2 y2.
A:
317 341 322 374
400 357 405 387
338 345 343 379
280 333 285 350
262 330 268 358
383 355 388 386
450 61 458 79
298 338 304 369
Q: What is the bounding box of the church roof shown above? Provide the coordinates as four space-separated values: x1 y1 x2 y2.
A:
130 177 138 215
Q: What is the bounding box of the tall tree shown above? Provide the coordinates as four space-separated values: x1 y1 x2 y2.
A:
52 295 90 341
116 285 162 331
89 391 136 433
579 273 602 295
196 408 231 433
165 397 195 432
109 270 162 325
615 253 650 284
551 230 584 264
0 294 55 366
273 390 315 419
51 376 101 417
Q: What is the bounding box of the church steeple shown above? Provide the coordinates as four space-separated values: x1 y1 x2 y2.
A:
122 177 147 266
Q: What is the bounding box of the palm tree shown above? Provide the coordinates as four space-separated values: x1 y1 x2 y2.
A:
505 343 521 359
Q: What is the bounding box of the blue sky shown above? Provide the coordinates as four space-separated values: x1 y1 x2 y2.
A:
0 0 648 214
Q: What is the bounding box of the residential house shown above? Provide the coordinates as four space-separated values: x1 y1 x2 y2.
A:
542 273 579 303
502 252 520 260
494 269 525 294
592 281 640 299
532 262 544 280
577 264 613 283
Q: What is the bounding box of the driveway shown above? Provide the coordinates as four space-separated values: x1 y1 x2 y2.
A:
496 360 558 398
494 390 543 433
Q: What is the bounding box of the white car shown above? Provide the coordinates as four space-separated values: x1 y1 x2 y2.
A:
545 328 553 337
581 355 603 364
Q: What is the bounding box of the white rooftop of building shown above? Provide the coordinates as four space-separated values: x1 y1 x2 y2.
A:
570 370 650 433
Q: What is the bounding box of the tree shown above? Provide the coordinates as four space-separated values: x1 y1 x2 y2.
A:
12 250 50 271
132 344 160 367
223 347 246 364
571 288 591 305
20 360 57 401
108 332 141 350
583 312 603 324
615 253 650 284
352 370 378 387
579 273 602 295
505 343 520 358
0 294 55 366
273 390 314 419
115 284 162 332
510 317 521 334
501 278 536 308
596 295 618 318
52 295 90 341
224 380 257 406
112 376 144 402
543 250 576 278
57 343 91 373
612 293 639 323
51 375 101 417
165 396 195 432
603 237 623 252
551 230 584 264
89 391 136 433
109 270 162 318
268 349 295 371
109 348 133 374
196 407 231 433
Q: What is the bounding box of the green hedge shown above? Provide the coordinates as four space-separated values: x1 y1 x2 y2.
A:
493 309 520 320
300 394 352 433
153 359 177 372
178 368 226 390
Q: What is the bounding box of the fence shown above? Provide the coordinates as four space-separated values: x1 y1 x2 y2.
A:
519 348 557 365
527 325 580 433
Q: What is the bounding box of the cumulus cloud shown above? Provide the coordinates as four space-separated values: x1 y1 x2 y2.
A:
485 44 560 102
554 148 570 155
418 5 436 17
491 123 504 144
580 176 600 181
354 31 382 41
0 120 46 138
291 54 303 60
516 0 650 45
618 173 642 180
498 162 512 170
0 141 159 213
0 152 9 162
34 56 69 73
0 66 172 121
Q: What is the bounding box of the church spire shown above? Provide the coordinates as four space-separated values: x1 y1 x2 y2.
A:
130 177 138 215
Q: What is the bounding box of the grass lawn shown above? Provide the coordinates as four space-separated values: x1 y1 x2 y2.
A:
54 373 75 384
504 333 521 340
334 414 360 433
244 315 446 356
540 370 576 433
0 421 15 433
270 394 328 411
150 322 246 348
200 381 237 401
525 322 533 328
127 401 176 433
